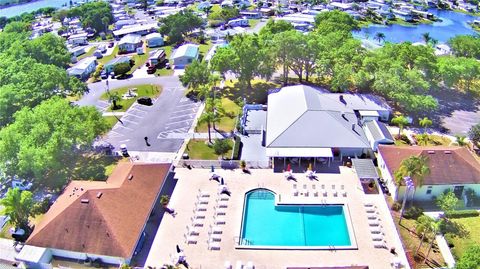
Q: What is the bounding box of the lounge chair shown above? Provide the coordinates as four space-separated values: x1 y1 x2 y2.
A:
374 242 387 249
219 193 230 201
184 233 198 244
198 189 210 198
191 217 203 227
198 196 209 204
364 203 375 207
365 207 376 213
372 234 384 241
342 191 347 197
370 226 383 234
214 215 226 225
208 239 221 250
186 225 199 236
214 206 226 216
210 225 222 234
225 261 232 269
292 189 299 197
368 220 380 226
313 185 319 197
235 260 243 269
367 214 378 220
216 199 229 208
245 261 254 269
209 231 222 242
193 210 206 219
341 184 345 190
332 190 338 197
322 190 328 197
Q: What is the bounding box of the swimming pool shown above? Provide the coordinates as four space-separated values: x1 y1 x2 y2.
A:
239 189 355 249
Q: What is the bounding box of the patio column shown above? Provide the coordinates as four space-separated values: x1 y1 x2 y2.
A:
299 158 301 167
283 157 286 169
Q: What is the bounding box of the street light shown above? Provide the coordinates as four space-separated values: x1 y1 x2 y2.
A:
399 176 414 224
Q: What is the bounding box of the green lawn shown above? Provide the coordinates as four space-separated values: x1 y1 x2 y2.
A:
448 216 480 259
196 98 240 133
185 139 233 160
249 19 260 28
154 45 174 76
101 84 162 112
127 46 152 75
199 41 213 62
77 45 97 61
98 45 119 65
103 116 120 131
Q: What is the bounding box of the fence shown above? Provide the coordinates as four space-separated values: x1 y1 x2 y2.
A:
177 160 271 169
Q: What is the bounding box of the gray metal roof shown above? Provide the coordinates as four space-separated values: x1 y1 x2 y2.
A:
266 85 370 149
365 120 394 142
352 159 379 179
119 34 142 45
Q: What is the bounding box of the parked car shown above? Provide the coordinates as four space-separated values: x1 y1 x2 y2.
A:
101 70 108 79
137 97 153 106
93 50 103 59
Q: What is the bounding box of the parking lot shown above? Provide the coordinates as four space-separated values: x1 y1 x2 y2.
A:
105 86 200 153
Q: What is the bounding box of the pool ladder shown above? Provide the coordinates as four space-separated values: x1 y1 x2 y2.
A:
235 237 253 245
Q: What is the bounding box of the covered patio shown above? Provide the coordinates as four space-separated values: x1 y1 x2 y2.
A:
267 147 340 173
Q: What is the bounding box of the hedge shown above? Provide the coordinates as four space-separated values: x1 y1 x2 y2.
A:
231 135 242 160
445 210 480 219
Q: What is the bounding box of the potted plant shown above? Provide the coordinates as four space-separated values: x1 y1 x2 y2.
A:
160 195 170 208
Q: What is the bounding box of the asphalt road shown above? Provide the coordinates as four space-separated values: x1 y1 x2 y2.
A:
77 76 201 153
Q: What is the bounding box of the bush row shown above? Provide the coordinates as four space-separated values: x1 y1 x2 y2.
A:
445 210 480 219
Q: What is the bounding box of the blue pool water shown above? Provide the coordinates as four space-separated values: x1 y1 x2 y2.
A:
240 189 351 247
0 0 70 17
356 9 480 43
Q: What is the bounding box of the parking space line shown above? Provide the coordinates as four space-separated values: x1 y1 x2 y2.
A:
169 114 194 120
113 125 134 131
121 118 139 125
165 119 193 126
124 113 144 119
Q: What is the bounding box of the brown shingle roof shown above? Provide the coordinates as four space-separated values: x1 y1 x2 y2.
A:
378 145 480 185
27 162 171 259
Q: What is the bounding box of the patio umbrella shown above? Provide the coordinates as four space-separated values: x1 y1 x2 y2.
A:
211 165 215 172
176 244 181 253
287 163 291 172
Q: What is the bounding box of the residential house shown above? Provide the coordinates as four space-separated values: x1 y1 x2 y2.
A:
67 57 97 80
114 19 137 30
118 34 142 53
265 85 391 171
104 56 131 73
68 32 88 46
377 145 480 202
171 44 199 67
392 9 413 21
145 33 164 48
23 163 174 266
363 120 394 151
113 23 158 38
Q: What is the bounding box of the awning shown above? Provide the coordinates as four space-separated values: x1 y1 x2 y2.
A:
266 147 333 158
352 159 379 179
358 110 380 117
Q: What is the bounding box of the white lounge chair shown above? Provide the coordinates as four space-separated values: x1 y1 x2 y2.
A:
235 260 243 269
367 214 378 220
332 190 338 197
214 215 226 225
341 184 345 190
245 261 254 269
195 202 208 211
186 225 199 236
370 226 383 234
198 196 209 204
292 189 299 196
214 206 227 216
219 193 230 201
225 261 232 269
210 225 222 234
209 231 222 242
372 234 384 241
191 217 203 227
198 189 210 198
313 185 319 197
193 211 206 219
364 202 375 207
368 220 380 226
208 239 221 250
184 233 197 244
217 199 229 208
365 207 376 213
374 242 387 249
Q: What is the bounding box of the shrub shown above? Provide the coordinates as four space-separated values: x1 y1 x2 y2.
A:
213 138 232 158
445 210 479 219
391 201 402 211
231 135 242 160
403 206 424 219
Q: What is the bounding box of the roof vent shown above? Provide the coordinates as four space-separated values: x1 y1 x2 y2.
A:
128 174 133 180
81 199 90 204
427 150 435 154
97 192 103 199
444 150 452 154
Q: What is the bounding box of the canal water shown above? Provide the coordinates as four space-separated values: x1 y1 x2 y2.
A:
356 9 480 43
0 0 69 18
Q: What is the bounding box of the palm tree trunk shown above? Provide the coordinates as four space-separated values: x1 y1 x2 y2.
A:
423 227 437 263
207 122 212 143
415 227 428 255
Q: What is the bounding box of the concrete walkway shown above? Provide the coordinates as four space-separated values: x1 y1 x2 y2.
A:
102 112 125 116
0 238 18 263
435 235 456 268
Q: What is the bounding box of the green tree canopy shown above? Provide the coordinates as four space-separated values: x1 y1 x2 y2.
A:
208 7 239 23
213 138 232 157
394 155 430 188
436 190 459 214
259 19 294 37
314 10 359 35
180 60 211 91
113 62 131 77
66 1 113 34
159 10 204 44
456 244 480 269
468 123 480 147
0 188 33 229
449 35 480 59
0 97 108 187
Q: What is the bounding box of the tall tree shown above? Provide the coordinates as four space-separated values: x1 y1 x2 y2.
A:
259 19 294 37
67 1 113 34
180 60 211 94
273 30 301 85
391 115 410 136
374 32 386 44
468 123 480 147
436 190 459 214
419 117 432 133
314 10 359 35
422 32 432 45
394 155 431 199
159 10 204 44
0 188 33 230
0 97 108 187
448 35 480 58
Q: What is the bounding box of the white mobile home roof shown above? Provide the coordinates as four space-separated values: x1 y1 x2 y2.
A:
113 23 158 37
172 44 199 59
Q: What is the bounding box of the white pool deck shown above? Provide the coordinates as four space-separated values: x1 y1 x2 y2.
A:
145 167 410 269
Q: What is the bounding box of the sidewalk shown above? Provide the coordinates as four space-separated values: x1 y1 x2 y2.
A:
102 112 125 116
436 235 456 268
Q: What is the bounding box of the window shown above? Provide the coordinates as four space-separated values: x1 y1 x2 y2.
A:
426 186 432 195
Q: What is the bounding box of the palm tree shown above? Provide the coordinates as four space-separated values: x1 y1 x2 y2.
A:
375 32 386 44
423 220 442 263
419 117 432 133
391 115 410 137
101 16 109 34
454 135 467 146
415 215 435 256
109 92 121 110
416 133 430 146
0 188 34 229
394 155 431 201
198 97 223 143
422 32 432 45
